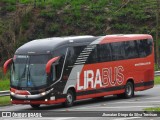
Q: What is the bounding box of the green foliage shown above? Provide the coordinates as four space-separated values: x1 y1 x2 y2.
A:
1 0 16 5
155 64 160 71
0 68 10 91
48 23 60 34
0 80 10 91
21 14 30 30
1 6 16 12
50 0 67 9
0 96 11 106
155 76 160 85
144 107 160 111
40 10 56 19
19 0 32 4
0 0 159 69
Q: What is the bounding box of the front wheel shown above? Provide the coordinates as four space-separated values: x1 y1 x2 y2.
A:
124 81 134 98
64 90 74 107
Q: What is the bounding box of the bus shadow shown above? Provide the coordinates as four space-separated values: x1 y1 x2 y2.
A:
27 94 150 110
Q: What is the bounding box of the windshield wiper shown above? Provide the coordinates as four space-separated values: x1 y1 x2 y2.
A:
27 66 36 88
18 64 27 87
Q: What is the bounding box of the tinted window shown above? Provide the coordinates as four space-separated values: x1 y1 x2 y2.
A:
86 45 98 64
110 42 125 61
137 39 152 57
54 47 67 79
67 46 86 66
124 41 139 59
97 44 112 62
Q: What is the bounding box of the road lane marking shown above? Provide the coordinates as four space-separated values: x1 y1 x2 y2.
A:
68 105 154 110
113 117 142 120
63 100 160 111
144 97 160 99
108 101 160 104
56 100 160 111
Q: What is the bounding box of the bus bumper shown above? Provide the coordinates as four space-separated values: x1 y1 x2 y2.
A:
11 98 66 105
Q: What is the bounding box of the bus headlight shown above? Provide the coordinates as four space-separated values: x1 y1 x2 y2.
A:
10 92 15 95
40 92 46 96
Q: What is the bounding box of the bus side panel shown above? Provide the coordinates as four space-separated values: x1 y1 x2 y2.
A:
75 54 154 99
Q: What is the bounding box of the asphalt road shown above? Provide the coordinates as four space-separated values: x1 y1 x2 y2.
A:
1 85 160 120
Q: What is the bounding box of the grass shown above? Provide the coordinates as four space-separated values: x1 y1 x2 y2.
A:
144 107 160 112
0 80 10 91
0 96 11 106
154 76 160 85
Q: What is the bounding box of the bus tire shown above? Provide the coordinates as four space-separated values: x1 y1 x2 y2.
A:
64 90 74 107
30 104 40 108
124 81 134 99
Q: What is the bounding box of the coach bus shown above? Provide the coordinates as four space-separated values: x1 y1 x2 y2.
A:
3 34 154 108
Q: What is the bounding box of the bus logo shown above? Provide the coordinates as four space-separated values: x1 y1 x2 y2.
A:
77 66 124 90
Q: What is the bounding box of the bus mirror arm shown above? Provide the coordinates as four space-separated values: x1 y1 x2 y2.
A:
3 58 13 75
46 56 60 74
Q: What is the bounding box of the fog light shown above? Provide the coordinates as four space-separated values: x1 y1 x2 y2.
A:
45 99 48 102
50 96 55 100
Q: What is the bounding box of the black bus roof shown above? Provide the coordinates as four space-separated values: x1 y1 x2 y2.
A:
15 36 99 55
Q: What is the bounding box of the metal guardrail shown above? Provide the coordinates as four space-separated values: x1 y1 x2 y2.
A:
0 90 10 97
154 71 160 76
0 71 160 97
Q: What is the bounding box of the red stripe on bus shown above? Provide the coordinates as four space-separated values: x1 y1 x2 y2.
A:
100 35 152 44
11 88 30 95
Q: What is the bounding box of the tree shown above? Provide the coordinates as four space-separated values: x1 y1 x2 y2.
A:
156 0 160 67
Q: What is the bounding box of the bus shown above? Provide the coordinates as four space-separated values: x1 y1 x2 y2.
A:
3 34 154 108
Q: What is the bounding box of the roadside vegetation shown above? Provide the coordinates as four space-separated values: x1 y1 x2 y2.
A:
0 0 160 107
0 96 11 106
144 107 160 112
0 0 158 67
154 76 160 85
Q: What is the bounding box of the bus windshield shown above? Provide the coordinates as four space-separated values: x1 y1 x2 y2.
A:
11 55 50 88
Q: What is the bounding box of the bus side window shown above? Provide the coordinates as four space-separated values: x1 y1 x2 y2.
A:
137 39 152 57
67 46 86 66
86 45 98 64
124 41 139 59
146 39 153 55
97 43 112 62
110 42 125 61
51 65 56 81
53 47 67 79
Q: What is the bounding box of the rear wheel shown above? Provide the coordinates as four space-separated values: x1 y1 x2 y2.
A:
30 104 40 108
64 90 74 107
124 81 134 98
117 81 134 99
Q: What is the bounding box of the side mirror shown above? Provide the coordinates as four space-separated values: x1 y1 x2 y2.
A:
3 58 13 75
46 56 60 74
